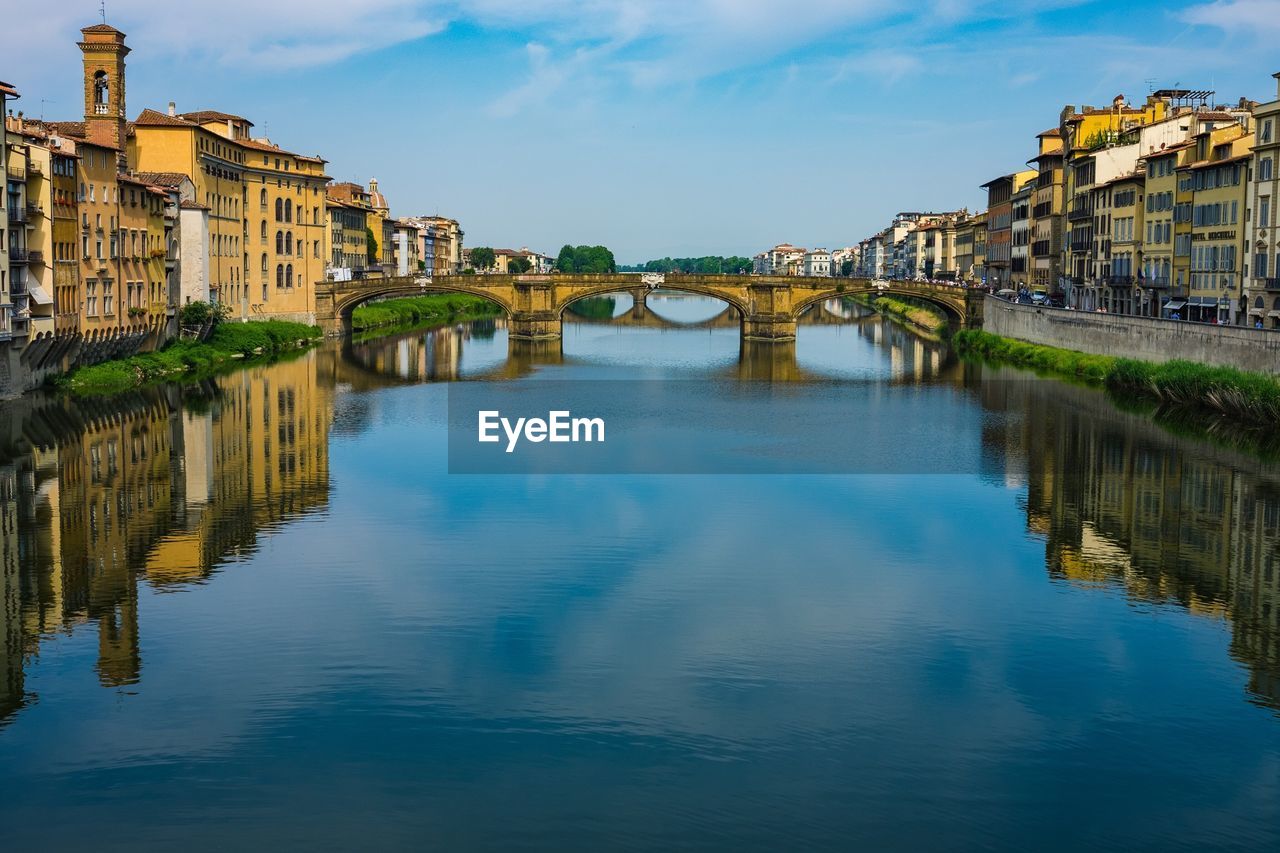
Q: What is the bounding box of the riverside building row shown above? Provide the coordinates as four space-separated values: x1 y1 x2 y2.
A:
1 23 465 383
841 78 1280 329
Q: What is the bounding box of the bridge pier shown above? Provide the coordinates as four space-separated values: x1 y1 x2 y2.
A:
741 315 797 342
630 287 649 319
509 313 562 340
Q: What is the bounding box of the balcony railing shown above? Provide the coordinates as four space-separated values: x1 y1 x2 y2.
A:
1067 206 1092 222
27 160 42 176
6 206 27 224
8 248 28 263
1263 278 1280 292
26 250 44 266
1069 238 1092 252
26 202 44 218
1143 276 1170 288
1031 240 1053 258
1033 202 1055 218
1108 276 1134 287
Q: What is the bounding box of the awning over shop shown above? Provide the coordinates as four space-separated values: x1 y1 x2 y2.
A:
26 284 52 305
1162 300 1187 311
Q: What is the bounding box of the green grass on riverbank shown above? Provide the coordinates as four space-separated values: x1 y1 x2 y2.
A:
60 320 322 396
953 329 1280 428
351 294 502 331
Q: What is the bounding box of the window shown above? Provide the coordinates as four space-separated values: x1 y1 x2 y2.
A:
260 221 267 243
284 232 293 255
276 231 284 254
1262 197 1272 229
275 198 283 221
261 253 268 274
276 264 284 288
260 187 268 209
1262 158 1274 182
286 264 293 288
285 199 292 223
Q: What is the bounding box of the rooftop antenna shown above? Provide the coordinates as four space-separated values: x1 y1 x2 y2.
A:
100 0 107 24
40 98 54 120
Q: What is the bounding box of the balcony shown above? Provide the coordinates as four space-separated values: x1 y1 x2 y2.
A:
1263 278 1280 292
1067 206 1092 222
1108 276 1134 287
26 202 44 219
1144 276 1170 288
26 250 44 266
1031 240 1053 258
1033 201 1055 218
1069 238 1092 252
8 248 28 263
27 160 42 176
6 206 26 224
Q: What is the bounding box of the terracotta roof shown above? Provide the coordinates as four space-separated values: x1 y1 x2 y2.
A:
0 80 18 98
136 171 190 187
1142 140 1195 158
179 200 209 210
1037 127 1062 138
134 108 197 127
1195 110 1239 121
179 110 253 127
239 137 298 156
1189 152 1252 169
118 174 154 186
81 23 125 34
296 154 326 164
46 120 87 139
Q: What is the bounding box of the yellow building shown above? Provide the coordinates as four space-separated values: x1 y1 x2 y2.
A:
1138 140 1192 316
1029 128 1066 293
1177 123 1254 323
1098 171 1143 315
326 198 370 277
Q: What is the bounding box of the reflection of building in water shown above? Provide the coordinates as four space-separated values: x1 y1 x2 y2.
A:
0 354 333 725
981 376 1280 710
349 319 501 383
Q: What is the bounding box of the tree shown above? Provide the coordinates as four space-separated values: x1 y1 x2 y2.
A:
366 227 379 264
508 256 533 274
469 247 496 272
840 260 855 277
555 245 577 273
556 245 616 273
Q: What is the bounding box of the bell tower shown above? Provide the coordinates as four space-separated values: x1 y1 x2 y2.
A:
78 23 130 164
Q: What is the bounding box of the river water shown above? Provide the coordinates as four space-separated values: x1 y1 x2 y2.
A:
1 294 1278 851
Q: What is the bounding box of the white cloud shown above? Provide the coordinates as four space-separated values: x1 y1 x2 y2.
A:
1181 0 1280 34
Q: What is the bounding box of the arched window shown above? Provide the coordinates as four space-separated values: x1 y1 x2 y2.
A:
1256 295 1265 309
286 264 294 288
261 253 268 274
276 264 284 289
1274 296 1280 311
93 71 109 111
260 221 267 242
275 198 283 221
285 199 292 223
285 232 293 255
260 188 267 208
276 231 284 254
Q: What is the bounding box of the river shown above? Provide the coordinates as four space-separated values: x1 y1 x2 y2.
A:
1 294 1278 851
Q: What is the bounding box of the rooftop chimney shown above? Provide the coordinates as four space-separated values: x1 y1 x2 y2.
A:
167 101 175 116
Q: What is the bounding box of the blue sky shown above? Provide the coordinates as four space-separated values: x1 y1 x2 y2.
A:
5 0 1278 261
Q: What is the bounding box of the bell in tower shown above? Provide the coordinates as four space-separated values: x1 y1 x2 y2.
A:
78 23 130 165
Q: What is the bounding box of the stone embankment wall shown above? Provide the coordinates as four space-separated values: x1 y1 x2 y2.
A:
0 328 159 399
982 296 1280 375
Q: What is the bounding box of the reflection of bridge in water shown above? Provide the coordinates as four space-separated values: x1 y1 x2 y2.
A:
563 294 866 331
339 299 959 386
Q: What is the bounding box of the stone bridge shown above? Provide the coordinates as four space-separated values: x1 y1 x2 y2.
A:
314 273 984 341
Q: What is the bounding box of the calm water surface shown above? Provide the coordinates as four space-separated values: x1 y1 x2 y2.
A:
2 295 1279 851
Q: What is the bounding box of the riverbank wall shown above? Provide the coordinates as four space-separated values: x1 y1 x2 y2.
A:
1 329 159 400
982 296 1280 375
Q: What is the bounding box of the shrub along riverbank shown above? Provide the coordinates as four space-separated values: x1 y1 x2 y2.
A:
852 294 949 336
953 329 1280 430
351 294 501 331
60 320 322 396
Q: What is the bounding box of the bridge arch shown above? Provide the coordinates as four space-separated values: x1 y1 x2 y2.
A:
790 284 967 326
330 279 515 333
558 282 750 319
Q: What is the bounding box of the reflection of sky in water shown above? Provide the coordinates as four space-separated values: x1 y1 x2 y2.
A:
2 305 1279 852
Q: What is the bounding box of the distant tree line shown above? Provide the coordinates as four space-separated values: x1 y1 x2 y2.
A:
620 256 753 275
555 245 617 274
